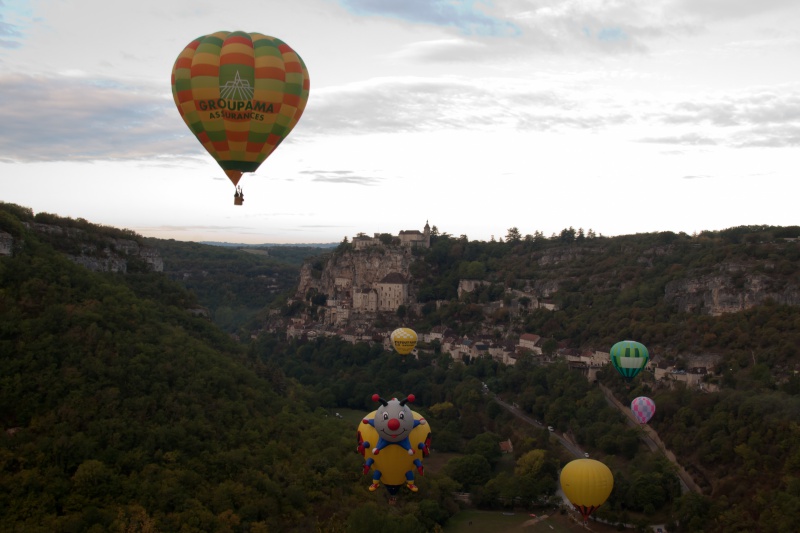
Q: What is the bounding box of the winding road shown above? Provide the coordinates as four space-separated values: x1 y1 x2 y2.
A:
490 386 700 533
491 385 700 495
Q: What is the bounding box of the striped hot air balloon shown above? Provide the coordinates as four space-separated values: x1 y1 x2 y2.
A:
171 31 310 201
609 340 649 381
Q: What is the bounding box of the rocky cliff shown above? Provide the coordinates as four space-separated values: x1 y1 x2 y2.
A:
664 266 800 315
22 222 163 273
296 246 415 300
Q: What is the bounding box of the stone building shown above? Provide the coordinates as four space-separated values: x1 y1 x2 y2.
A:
353 288 378 312
398 221 431 248
518 333 542 354
376 272 409 311
352 221 431 250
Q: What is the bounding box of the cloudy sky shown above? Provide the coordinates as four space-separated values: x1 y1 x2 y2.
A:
1 0 798 244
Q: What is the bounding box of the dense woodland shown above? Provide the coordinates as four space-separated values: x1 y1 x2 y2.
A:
143 238 322 333
1 202 799 532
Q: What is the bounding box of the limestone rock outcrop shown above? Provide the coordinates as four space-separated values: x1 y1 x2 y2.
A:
296 246 415 302
664 264 800 315
23 222 163 273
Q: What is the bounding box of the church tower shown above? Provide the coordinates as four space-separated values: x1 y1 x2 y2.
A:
424 220 431 248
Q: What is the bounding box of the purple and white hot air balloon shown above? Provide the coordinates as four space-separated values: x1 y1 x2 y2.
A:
630 396 656 424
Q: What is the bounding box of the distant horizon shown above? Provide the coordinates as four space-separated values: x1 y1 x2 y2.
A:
9 198 795 248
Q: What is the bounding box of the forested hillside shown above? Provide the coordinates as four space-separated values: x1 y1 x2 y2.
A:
347 225 800 379
143 238 314 333
3 203 799 532
1 204 454 532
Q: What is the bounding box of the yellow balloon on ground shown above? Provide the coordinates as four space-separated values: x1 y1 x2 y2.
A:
390 328 418 355
560 459 614 522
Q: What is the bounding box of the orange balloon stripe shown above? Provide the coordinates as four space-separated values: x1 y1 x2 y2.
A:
174 57 193 70
190 64 219 77
283 94 300 107
284 61 303 74
219 52 254 67
254 67 286 80
224 34 252 46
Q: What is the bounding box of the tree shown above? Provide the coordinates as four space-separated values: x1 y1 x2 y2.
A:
506 227 522 243
429 401 459 420
444 454 492 490
674 492 712 532
465 432 502 465
514 449 546 479
559 227 576 243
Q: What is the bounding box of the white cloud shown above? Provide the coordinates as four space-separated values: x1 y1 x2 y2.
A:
0 73 191 163
336 0 520 36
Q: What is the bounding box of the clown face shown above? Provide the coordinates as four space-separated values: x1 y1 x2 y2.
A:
374 398 416 442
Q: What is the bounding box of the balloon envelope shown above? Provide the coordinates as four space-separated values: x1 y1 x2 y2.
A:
631 396 656 424
560 459 614 521
390 328 418 355
610 340 649 381
171 31 310 186
358 410 431 495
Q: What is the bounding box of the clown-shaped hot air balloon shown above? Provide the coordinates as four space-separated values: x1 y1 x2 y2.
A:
630 396 656 424
171 31 310 204
390 328 418 356
357 394 431 496
610 340 649 381
560 458 614 523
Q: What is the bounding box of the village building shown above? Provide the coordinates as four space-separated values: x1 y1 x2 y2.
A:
398 221 431 248
518 333 542 354
458 279 490 298
655 366 709 387
499 439 514 454
352 222 431 250
423 325 451 343
352 287 378 312
376 272 409 311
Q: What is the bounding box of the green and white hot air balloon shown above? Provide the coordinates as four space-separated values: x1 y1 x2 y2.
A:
609 340 649 381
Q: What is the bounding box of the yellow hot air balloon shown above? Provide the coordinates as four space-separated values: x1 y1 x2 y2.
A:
171 31 310 204
390 328 418 355
560 459 614 522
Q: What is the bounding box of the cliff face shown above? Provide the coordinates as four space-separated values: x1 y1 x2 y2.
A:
0 231 12 256
296 247 415 300
22 222 163 273
664 265 800 315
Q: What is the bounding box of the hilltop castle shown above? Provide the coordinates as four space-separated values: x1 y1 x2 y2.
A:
352 221 431 250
